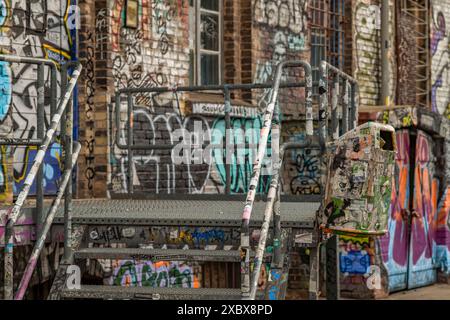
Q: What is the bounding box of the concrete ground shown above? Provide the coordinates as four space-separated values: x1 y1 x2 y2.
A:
383 284 450 300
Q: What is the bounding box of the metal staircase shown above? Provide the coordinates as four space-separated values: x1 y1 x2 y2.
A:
1 58 361 300
47 60 319 300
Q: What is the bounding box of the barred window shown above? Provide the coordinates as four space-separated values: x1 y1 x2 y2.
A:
309 0 347 89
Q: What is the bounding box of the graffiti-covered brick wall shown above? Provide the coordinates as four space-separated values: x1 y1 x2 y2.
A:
252 0 309 116
431 0 450 120
75 0 110 198
0 0 78 201
352 0 396 107
105 0 319 197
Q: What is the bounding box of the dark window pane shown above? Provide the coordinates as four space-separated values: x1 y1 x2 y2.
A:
201 0 219 11
200 13 219 51
201 54 219 85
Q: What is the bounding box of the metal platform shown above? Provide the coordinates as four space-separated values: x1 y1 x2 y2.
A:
59 285 261 300
74 247 267 262
53 198 319 228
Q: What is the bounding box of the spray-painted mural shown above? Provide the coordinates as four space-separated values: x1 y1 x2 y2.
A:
252 0 308 112
0 0 78 198
109 260 200 288
354 1 396 107
111 103 273 194
431 0 450 119
377 128 450 292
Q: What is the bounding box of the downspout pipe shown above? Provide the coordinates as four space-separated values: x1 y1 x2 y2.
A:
380 0 391 107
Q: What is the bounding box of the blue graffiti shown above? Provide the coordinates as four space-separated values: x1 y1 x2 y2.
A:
340 251 371 275
191 228 225 245
13 142 63 194
268 270 282 300
0 61 11 122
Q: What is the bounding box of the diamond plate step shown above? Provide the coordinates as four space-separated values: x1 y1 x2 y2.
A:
60 285 248 300
74 248 266 262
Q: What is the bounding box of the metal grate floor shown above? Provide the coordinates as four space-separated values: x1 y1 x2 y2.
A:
53 199 319 228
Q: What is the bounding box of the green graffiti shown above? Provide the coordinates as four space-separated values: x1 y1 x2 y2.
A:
211 116 272 194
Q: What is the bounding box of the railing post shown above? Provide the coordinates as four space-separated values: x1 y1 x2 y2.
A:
272 183 282 266
331 75 340 141
326 235 340 300
319 61 328 152
50 67 57 117
127 94 134 195
63 63 74 263
36 62 45 236
3 61 82 300
15 143 82 300
224 86 232 195
4 225 14 300
342 79 349 134
351 83 359 129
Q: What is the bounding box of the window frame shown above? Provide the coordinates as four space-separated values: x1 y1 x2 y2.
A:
309 0 347 71
190 0 223 86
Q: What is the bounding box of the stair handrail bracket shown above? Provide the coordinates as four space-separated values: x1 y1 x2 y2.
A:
2 56 82 300
240 60 314 300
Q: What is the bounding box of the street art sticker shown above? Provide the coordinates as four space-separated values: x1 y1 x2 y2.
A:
322 123 396 236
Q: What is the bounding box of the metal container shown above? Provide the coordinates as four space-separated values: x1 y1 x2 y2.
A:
321 122 396 236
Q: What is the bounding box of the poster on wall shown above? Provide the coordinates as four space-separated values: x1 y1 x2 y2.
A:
126 0 139 28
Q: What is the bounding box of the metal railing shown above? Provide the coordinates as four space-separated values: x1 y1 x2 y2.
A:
241 61 314 300
114 78 318 196
244 60 360 300
1 56 82 300
319 61 359 143
318 61 360 301
113 59 360 300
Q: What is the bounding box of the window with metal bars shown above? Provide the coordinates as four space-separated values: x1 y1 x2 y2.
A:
309 0 347 88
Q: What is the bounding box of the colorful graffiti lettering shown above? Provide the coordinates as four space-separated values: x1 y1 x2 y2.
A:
0 61 11 123
0 0 77 197
212 116 272 194
379 130 450 291
339 235 371 275
431 1 450 119
110 260 200 288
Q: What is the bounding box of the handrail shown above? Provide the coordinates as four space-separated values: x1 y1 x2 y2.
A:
319 61 359 143
317 61 360 301
0 55 58 147
3 59 82 300
14 142 82 300
241 60 313 299
113 78 315 195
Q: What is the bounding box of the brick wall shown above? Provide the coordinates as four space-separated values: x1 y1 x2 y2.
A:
352 0 396 107
0 0 78 200
431 0 450 119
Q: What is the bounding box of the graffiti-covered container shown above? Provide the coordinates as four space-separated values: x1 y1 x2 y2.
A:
321 122 396 236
